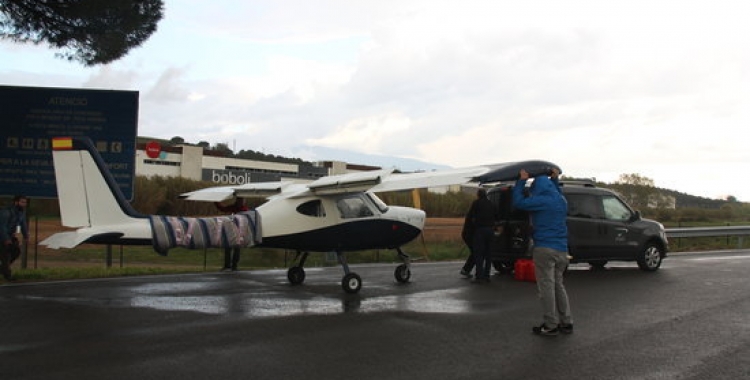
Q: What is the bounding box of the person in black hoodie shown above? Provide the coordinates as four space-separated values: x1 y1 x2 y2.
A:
465 188 497 283
214 198 249 271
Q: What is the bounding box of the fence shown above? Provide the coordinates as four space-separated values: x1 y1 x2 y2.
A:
665 225 750 249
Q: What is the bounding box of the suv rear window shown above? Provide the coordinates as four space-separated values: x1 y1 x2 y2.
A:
566 193 602 219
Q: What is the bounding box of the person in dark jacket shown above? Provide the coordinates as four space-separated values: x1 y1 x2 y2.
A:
466 188 497 283
214 198 249 271
0 195 28 281
512 168 572 336
459 210 475 278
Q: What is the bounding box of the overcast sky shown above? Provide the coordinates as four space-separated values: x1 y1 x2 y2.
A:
2 0 748 201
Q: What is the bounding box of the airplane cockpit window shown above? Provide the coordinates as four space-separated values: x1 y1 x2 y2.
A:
366 192 389 213
296 199 326 217
336 195 375 219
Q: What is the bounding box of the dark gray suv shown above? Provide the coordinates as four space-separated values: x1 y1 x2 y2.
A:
487 180 669 272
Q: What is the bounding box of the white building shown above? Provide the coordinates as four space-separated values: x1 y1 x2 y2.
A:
134 141 380 185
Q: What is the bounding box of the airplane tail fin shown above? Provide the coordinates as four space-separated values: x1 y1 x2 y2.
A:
42 137 261 252
50 137 145 228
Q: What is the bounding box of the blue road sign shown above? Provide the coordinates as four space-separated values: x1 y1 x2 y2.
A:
0 85 138 199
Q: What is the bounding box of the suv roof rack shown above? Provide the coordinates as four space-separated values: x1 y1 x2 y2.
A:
559 179 597 187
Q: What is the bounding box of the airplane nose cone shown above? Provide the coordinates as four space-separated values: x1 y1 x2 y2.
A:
384 206 425 244
393 207 425 230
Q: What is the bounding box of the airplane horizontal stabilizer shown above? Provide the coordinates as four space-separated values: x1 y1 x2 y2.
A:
40 231 125 249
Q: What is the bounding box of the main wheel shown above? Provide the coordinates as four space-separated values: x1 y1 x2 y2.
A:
342 273 362 293
287 266 305 285
637 243 663 272
394 264 411 283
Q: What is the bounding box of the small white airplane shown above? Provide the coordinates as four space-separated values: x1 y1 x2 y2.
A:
41 136 559 293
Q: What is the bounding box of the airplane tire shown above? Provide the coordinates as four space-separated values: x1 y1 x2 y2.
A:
288 266 305 285
342 273 362 294
394 264 411 283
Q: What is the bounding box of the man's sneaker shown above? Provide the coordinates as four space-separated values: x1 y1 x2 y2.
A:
559 323 574 334
460 269 472 278
532 323 559 336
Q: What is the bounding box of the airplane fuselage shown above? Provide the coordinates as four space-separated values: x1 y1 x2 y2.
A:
257 192 426 252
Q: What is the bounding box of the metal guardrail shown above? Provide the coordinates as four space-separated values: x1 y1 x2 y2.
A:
665 226 750 238
665 226 750 249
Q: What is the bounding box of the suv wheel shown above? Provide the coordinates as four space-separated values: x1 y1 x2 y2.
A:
637 243 663 272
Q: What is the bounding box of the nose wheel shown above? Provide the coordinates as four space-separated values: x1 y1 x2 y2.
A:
342 272 362 293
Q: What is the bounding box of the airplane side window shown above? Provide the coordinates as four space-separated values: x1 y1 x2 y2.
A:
296 200 326 217
337 196 374 219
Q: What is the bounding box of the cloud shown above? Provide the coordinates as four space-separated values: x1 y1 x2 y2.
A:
144 67 191 103
2 0 749 200
306 113 412 153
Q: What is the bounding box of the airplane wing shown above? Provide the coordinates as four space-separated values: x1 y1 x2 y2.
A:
368 166 490 193
179 160 561 201
179 181 300 202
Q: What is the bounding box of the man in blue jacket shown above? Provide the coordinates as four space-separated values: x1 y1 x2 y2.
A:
512 169 573 336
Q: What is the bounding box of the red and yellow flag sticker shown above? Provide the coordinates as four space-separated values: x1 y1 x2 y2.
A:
52 137 73 150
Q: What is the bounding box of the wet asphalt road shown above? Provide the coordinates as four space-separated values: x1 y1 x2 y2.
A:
2 251 750 380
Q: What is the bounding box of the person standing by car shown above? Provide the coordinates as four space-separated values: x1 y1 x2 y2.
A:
466 188 496 283
214 198 249 271
0 195 28 281
512 169 573 336
459 209 475 278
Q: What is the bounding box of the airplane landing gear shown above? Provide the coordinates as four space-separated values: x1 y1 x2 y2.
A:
337 251 362 294
394 247 411 283
287 251 309 285
288 266 305 285
342 272 362 294
395 264 410 283
286 249 413 293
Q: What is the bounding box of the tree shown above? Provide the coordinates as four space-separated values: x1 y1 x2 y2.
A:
212 142 233 156
0 0 164 66
613 173 657 210
616 173 654 187
169 136 184 145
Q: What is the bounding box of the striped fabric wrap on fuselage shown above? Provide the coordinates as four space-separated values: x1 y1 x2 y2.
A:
149 211 261 255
